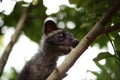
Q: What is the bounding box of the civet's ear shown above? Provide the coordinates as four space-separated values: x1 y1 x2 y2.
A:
44 20 57 35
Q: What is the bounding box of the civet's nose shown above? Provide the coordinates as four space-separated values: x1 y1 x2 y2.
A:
72 39 79 48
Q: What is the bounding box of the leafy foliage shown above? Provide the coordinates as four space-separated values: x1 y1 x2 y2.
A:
91 32 120 79
91 52 120 80
3 2 23 27
23 1 47 43
50 0 119 48
0 0 47 43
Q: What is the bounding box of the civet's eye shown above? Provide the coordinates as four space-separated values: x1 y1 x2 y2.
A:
57 33 65 41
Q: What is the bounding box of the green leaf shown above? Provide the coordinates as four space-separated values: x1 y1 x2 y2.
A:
88 70 100 77
23 1 47 43
93 52 114 62
91 55 120 80
113 33 120 51
9 67 18 80
3 2 23 27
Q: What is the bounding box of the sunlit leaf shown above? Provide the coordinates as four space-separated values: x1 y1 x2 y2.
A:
0 35 4 46
9 67 18 80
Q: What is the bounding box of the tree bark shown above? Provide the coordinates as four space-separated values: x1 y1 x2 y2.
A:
47 1 120 80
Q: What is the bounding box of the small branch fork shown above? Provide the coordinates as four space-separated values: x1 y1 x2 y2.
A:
47 1 120 80
99 24 120 35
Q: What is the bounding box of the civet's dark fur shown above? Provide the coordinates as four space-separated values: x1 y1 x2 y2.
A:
17 20 79 80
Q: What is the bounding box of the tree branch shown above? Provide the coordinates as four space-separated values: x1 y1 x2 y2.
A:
99 24 120 35
0 5 31 76
47 1 120 80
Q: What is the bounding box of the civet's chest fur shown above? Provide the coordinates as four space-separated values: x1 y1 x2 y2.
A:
17 20 79 80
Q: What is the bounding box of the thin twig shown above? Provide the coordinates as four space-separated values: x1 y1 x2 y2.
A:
106 34 116 52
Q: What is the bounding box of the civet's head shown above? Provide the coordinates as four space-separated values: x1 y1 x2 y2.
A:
42 20 79 56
